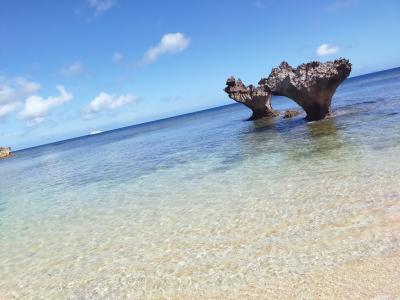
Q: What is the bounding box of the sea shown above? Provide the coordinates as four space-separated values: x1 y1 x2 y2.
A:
1 68 400 299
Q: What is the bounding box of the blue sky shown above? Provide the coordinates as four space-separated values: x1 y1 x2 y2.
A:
1 0 399 150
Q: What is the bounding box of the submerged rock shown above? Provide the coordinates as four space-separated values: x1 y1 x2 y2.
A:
283 109 301 119
0 147 11 159
224 76 279 120
260 58 352 121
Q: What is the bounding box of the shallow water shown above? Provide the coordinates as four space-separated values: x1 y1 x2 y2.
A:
1 68 400 299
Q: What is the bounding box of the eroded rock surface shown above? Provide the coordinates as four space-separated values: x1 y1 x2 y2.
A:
283 109 301 119
224 77 278 120
0 147 11 159
260 58 351 121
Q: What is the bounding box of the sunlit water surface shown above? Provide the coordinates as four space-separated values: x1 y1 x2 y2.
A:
1 68 400 299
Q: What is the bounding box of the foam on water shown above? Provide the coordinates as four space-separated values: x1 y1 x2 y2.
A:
1 68 400 299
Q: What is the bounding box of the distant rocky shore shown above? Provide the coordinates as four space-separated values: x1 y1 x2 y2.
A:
0 147 12 159
225 58 352 121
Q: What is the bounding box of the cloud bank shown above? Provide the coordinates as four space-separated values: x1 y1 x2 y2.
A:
142 32 190 64
316 44 340 56
0 76 41 118
85 92 138 116
19 86 72 125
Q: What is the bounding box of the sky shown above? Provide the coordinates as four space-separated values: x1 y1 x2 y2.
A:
1 0 399 150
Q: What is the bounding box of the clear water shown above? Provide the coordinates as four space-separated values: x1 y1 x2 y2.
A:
1 68 400 299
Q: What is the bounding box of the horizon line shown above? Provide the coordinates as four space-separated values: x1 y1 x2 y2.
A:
10 65 400 153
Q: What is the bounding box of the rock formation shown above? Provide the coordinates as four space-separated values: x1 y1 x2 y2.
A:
0 147 11 159
283 109 301 119
224 77 278 120
260 58 351 121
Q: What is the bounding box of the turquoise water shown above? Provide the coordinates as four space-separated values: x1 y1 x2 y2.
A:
1 68 400 299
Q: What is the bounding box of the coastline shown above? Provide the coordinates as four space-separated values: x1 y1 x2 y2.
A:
8 67 400 153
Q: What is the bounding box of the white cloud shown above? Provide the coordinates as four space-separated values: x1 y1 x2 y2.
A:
87 0 117 15
19 85 72 125
0 103 19 118
112 52 124 63
85 92 138 116
142 32 190 64
14 77 41 94
61 61 84 76
0 76 40 118
316 44 340 56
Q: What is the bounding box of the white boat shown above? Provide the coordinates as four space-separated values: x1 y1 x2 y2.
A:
90 130 103 135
